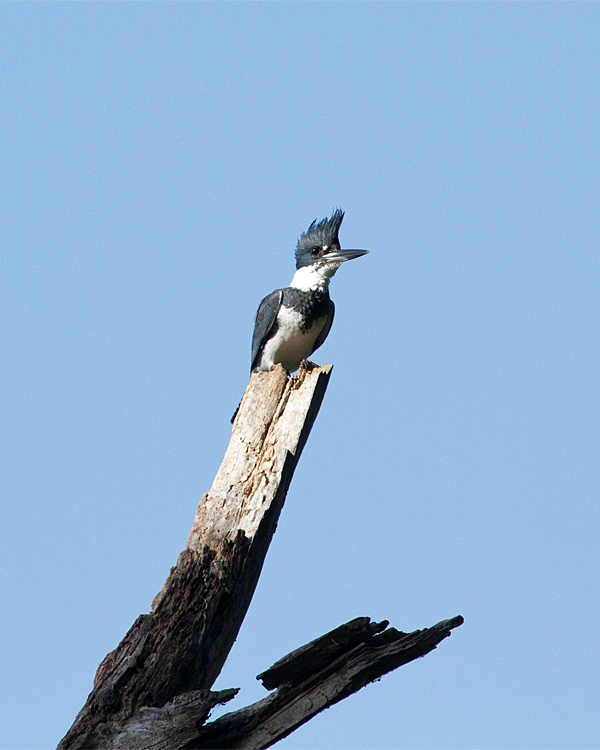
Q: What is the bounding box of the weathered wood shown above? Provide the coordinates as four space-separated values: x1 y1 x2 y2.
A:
58 363 333 749
74 688 238 750
185 615 464 750
58 360 464 749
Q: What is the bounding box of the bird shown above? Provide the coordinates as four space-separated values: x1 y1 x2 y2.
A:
251 209 368 374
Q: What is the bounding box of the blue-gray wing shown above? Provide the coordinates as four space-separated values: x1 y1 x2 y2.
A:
251 289 283 372
311 300 335 355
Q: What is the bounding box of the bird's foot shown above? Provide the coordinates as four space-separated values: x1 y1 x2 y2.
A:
298 359 318 373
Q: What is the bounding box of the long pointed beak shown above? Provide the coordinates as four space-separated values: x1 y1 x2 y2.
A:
324 248 369 263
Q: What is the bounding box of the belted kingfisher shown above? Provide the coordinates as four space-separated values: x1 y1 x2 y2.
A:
251 209 368 374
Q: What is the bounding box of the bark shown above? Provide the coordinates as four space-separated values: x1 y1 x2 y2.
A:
58 363 332 749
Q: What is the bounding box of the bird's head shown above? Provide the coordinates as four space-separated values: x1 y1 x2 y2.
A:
295 209 368 273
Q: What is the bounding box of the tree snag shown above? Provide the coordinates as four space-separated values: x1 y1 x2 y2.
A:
58 362 463 749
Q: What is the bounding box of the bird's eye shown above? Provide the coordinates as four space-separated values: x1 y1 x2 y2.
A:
310 246 320 256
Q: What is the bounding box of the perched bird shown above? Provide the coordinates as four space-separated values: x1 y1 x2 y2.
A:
251 210 368 373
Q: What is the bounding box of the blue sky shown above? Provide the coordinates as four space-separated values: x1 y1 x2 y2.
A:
1 3 599 748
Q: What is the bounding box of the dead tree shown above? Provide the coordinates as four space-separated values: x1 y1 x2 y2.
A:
58 363 463 749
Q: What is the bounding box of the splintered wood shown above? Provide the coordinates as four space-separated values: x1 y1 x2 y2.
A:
187 363 332 551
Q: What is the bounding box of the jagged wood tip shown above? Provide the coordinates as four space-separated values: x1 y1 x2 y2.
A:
185 614 464 750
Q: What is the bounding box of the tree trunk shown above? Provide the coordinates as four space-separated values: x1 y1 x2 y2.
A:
58 362 463 749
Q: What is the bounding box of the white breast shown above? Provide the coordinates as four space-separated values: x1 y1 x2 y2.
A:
258 306 327 373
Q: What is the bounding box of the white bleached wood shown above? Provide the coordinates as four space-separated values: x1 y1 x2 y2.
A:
185 363 332 551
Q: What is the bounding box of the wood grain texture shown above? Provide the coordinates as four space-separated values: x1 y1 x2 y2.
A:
78 689 238 750
58 363 333 749
185 616 464 750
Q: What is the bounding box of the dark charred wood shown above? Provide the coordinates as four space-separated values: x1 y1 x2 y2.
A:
257 616 389 690
186 615 464 750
